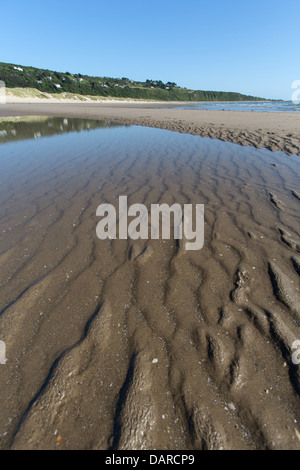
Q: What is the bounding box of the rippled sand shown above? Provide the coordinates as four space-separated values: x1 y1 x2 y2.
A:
1 102 300 155
0 120 300 449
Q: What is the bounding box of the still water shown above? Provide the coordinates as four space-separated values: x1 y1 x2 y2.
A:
0 117 300 450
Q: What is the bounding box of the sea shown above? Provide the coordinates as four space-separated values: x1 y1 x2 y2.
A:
164 100 300 113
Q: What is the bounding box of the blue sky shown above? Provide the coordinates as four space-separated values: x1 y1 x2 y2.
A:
1 0 299 99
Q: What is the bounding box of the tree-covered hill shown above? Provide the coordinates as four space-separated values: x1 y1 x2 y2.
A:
0 62 265 102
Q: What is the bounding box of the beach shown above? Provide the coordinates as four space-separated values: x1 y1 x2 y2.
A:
2 0 300 453
0 101 300 155
0 107 300 450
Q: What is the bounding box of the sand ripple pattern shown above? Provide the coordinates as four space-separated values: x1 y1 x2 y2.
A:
0 122 300 449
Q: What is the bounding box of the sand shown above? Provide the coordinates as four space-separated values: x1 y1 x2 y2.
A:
0 101 300 155
4 87 162 104
0 108 300 451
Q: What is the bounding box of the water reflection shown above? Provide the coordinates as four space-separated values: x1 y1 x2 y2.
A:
0 116 124 144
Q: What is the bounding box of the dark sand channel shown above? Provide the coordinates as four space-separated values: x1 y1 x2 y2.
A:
0 117 300 450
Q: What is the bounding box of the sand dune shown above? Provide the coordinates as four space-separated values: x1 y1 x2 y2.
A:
0 119 300 450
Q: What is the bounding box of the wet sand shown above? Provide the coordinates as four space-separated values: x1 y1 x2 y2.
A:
0 117 300 450
0 102 300 155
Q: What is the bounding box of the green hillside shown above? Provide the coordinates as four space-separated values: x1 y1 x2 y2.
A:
0 62 265 102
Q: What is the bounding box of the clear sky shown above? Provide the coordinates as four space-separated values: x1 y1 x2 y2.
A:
1 0 299 99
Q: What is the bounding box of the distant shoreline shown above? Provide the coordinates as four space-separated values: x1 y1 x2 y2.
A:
0 101 299 156
4 87 272 105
